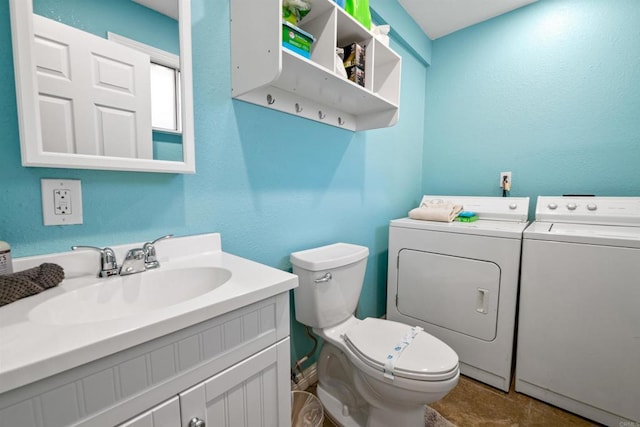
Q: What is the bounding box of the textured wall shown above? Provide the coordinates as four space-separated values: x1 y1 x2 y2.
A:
33 0 179 54
423 0 640 213
0 0 428 363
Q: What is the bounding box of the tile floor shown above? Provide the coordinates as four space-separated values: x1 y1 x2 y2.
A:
312 375 600 427
430 375 599 427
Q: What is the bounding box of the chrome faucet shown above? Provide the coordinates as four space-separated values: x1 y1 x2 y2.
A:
71 246 119 278
120 234 173 276
73 235 173 277
119 247 146 276
143 234 173 269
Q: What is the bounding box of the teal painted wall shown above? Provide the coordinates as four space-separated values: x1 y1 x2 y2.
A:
370 0 432 65
34 0 179 54
423 0 640 211
0 0 428 365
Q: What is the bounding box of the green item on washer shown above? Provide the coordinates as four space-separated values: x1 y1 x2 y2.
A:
456 215 479 222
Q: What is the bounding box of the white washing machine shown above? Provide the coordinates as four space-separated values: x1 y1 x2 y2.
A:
387 195 530 391
516 196 640 426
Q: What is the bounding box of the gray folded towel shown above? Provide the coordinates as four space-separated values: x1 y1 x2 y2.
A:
0 263 65 307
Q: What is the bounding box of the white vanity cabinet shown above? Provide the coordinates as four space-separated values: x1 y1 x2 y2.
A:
119 397 181 427
0 293 291 427
231 0 402 131
120 340 289 427
179 340 289 426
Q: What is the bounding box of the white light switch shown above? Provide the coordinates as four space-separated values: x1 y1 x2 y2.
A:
41 179 83 226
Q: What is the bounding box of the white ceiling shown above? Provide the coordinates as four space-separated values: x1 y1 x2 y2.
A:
133 1 534 38
132 0 178 20
398 0 538 40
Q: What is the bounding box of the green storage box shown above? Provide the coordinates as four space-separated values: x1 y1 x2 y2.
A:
282 22 314 59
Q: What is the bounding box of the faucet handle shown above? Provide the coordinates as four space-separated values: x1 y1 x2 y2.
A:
143 234 173 269
120 248 146 276
71 245 119 277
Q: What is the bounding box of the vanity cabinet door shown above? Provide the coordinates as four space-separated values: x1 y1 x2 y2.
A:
179 339 290 427
118 396 180 427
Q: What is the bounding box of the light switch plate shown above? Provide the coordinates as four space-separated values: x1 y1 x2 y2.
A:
41 179 83 226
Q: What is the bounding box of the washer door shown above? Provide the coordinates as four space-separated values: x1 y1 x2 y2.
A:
396 249 500 341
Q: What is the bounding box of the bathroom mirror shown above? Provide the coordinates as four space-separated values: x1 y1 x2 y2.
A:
9 0 195 173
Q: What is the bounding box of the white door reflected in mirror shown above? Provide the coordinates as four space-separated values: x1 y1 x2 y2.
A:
9 0 195 173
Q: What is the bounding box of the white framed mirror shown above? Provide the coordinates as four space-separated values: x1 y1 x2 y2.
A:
9 0 195 173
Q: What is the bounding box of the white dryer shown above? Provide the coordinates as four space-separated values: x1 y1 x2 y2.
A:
516 196 640 426
387 195 530 391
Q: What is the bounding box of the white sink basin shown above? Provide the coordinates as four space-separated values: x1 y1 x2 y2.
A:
28 267 232 325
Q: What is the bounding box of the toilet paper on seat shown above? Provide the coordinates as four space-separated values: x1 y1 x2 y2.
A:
383 325 424 380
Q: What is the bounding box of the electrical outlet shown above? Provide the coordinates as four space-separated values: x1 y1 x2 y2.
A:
500 172 512 189
41 179 83 226
53 189 72 215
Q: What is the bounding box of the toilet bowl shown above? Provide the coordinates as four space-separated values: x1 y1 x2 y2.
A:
291 243 459 427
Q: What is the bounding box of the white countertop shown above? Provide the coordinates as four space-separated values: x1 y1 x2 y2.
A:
0 233 298 394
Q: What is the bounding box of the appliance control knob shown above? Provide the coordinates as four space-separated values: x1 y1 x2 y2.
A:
548 203 558 210
509 203 518 210
587 203 597 211
567 203 577 211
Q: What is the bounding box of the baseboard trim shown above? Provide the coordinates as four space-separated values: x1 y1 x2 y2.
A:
291 363 318 391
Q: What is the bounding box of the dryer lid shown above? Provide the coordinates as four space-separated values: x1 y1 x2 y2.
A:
344 318 459 381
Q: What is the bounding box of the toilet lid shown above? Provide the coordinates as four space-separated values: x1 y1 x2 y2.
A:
344 318 459 382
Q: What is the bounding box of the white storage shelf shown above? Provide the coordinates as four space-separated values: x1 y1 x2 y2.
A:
231 0 401 131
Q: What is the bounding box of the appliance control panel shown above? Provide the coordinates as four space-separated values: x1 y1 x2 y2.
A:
535 196 640 226
421 195 529 222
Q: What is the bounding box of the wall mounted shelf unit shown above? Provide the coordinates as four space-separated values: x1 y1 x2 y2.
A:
231 0 402 131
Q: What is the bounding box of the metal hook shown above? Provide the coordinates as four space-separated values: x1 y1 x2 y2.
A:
295 103 303 113
338 117 344 126
266 94 275 105
318 110 326 120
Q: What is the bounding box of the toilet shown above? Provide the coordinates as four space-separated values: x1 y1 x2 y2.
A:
291 243 459 427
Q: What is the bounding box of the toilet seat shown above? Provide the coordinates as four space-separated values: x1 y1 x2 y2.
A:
344 318 459 382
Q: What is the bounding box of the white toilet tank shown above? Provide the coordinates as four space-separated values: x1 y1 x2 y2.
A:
291 243 369 329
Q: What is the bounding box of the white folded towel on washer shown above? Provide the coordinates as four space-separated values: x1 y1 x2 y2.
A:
408 199 463 222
